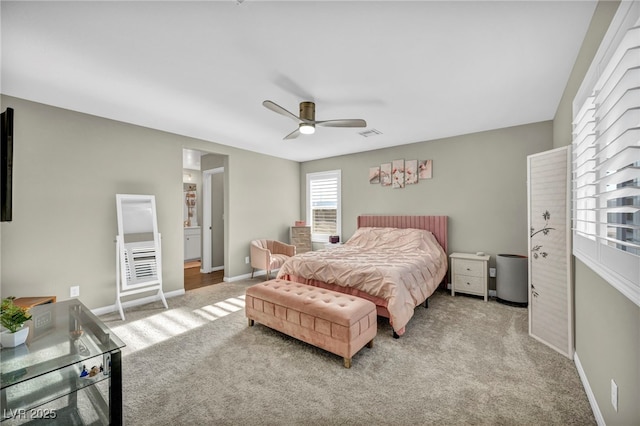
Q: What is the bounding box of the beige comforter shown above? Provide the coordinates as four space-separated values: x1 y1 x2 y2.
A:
276 227 448 334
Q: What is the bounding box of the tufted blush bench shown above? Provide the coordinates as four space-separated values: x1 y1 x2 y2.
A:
245 279 377 368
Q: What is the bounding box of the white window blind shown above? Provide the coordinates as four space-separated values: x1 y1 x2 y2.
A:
572 1 640 307
307 170 341 243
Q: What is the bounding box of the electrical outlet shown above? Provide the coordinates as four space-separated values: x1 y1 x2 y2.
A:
489 268 496 278
245 256 250 264
70 286 80 298
611 379 618 412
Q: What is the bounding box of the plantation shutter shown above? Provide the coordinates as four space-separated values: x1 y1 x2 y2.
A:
572 1 640 306
307 170 341 242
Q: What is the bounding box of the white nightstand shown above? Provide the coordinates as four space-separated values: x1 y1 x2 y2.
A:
450 252 490 302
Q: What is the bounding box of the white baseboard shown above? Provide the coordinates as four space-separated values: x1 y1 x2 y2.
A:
91 289 185 317
574 352 604 426
225 273 252 282
200 265 224 274
225 268 280 282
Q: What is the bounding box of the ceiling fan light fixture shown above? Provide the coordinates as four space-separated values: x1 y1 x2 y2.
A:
299 123 315 135
263 100 365 139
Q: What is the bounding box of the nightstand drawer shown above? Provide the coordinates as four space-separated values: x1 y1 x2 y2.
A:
453 259 484 277
454 274 484 294
291 227 310 237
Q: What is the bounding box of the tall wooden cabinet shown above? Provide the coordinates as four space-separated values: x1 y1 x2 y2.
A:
290 226 312 254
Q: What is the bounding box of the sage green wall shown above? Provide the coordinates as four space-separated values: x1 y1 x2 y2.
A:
575 262 639 424
0 95 300 309
553 1 639 424
301 121 553 291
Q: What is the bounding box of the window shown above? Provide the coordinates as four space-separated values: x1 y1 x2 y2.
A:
306 170 341 243
572 1 640 306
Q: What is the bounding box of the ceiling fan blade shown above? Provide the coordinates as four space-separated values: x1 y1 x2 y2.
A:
284 128 301 140
315 119 367 128
263 100 300 122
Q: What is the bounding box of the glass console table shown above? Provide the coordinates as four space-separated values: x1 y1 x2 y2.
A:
1 300 124 425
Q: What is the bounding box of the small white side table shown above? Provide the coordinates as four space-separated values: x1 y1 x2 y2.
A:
450 252 490 302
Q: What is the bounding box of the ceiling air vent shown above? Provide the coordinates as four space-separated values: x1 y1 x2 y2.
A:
358 129 382 138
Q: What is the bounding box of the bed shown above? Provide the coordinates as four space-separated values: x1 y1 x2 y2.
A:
277 215 448 336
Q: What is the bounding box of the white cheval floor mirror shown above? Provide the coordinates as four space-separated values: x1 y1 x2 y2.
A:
115 194 168 320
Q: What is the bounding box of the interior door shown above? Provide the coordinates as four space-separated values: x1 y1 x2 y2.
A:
202 167 224 273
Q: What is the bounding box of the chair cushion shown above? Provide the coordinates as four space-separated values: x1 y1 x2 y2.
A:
270 253 290 270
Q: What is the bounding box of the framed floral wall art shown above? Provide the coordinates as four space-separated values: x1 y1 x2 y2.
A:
380 163 392 186
419 160 433 179
392 159 405 189
371 159 433 188
369 166 380 184
405 159 418 185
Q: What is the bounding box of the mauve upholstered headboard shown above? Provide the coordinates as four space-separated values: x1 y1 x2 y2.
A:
357 215 448 254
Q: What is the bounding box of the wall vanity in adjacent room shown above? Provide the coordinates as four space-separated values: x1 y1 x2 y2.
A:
184 226 201 261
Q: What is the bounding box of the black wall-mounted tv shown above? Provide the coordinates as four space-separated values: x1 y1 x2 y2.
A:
1 107 14 222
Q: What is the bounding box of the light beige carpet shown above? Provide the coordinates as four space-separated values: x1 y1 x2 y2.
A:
99 279 595 425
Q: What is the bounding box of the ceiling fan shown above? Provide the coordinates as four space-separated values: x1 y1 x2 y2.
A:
263 100 367 140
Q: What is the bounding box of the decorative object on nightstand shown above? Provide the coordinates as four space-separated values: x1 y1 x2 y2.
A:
450 253 490 302
290 226 312 253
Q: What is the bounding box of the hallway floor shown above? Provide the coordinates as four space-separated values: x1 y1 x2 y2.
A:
184 260 224 291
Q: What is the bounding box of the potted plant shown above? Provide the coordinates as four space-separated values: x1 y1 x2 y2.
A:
1 297 32 348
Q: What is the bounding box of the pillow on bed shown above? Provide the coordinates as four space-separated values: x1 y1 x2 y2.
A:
344 227 443 253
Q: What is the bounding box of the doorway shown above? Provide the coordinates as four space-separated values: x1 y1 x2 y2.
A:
182 149 226 291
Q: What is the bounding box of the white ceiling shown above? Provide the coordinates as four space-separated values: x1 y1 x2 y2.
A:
1 1 597 162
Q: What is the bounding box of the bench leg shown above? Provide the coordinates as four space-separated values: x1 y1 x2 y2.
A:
366 339 374 349
248 318 254 326
343 357 352 369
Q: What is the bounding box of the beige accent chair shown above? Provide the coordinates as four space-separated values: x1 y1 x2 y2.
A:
250 239 296 280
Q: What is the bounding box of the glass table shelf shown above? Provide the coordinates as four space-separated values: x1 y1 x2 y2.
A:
1 300 125 425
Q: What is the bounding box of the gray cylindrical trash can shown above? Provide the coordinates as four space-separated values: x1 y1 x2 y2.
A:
496 254 528 306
